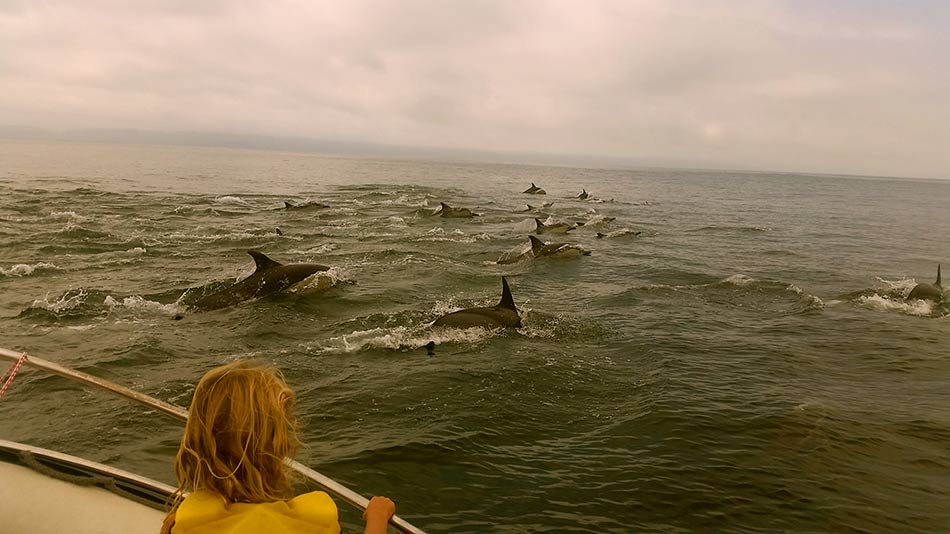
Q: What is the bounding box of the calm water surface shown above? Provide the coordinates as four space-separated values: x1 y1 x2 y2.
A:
1 141 948 533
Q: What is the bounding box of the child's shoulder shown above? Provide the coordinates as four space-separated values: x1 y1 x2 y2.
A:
286 490 338 521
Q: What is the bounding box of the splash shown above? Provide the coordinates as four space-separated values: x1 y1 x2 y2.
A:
30 288 89 314
856 294 932 316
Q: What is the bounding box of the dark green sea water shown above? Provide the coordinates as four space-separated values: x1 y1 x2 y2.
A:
1 141 949 533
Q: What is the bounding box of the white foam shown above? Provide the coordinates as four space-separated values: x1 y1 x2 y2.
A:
386 216 409 227
856 294 932 316
312 324 496 354
298 265 352 291
1 262 58 277
723 274 756 286
874 276 918 297
31 289 88 313
415 227 490 243
289 243 337 255
213 195 248 205
160 231 270 242
787 284 825 309
48 211 88 222
104 295 183 315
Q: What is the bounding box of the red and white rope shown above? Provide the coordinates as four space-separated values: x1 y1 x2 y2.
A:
0 351 27 399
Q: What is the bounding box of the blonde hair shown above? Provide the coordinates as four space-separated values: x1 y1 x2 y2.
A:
172 360 300 505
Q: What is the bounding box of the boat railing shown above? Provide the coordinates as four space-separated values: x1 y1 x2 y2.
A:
0 347 426 534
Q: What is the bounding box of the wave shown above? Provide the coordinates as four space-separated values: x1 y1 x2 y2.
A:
617 274 825 315
1 262 59 277
157 230 280 243
288 243 338 256
54 223 113 239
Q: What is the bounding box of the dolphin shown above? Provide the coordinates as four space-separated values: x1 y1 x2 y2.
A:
576 189 590 200
587 216 616 228
521 202 555 212
597 230 642 239
523 183 547 195
187 250 330 312
431 277 521 329
437 202 477 218
534 218 576 234
528 235 590 258
283 200 330 210
907 264 943 301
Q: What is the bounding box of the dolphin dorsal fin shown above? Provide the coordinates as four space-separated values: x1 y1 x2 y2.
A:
531 182 536 187
284 201 294 208
440 202 450 210
528 235 545 255
497 277 517 310
937 264 942 287
534 218 544 229
248 250 282 271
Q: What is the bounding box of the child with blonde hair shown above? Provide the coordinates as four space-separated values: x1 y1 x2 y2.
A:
161 360 395 534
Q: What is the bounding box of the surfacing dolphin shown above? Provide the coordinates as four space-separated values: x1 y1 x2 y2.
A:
576 189 590 200
282 200 330 210
528 235 591 258
907 264 943 301
523 183 547 195
431 277 521 329
521 202 554 212
437 202 478 218
597 229 642 239
534 218 576 234
187 250 330 312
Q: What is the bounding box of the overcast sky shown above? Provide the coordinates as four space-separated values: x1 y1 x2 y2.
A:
1 0 948 178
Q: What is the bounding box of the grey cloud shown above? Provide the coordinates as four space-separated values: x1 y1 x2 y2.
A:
0 0 947 178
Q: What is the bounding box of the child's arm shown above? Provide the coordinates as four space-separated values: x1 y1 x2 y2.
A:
363 496 396 534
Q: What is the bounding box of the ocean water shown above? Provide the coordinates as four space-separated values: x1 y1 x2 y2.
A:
1 140 948 533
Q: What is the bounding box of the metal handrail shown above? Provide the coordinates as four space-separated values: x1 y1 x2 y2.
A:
0 347 426 534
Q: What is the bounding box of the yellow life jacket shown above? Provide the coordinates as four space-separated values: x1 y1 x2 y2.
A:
171 489 341 534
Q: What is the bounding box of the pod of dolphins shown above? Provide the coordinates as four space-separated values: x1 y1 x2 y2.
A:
178 184 946 332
